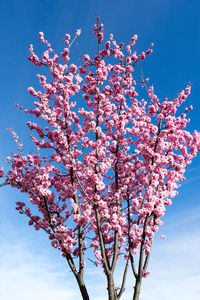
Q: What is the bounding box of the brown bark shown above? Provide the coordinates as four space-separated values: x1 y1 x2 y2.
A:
107 274 118 300
133 276 142 300
75 274 90 300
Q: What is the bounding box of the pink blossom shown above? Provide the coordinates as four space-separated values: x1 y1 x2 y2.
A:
160 235 166 239
0 167 4 178
76 29 81 36
0 17 199 299
143 271 151 278
65 33 71 40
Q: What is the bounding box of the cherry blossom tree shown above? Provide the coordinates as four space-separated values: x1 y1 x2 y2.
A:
1 16 200 300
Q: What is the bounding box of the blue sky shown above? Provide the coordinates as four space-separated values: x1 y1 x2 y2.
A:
0 0 200 299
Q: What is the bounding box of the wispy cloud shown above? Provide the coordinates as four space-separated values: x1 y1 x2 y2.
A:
140 230 200 300
0 235 79 300
0 227 200 300
163 205 200 231
0 203 199 300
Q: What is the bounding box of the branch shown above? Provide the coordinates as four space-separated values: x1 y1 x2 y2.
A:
66 132 85 276
127 194 137 278
117 258 129 298
93 204 111 274
140 65 150 95
137 215 150 278
111 105 122 272
74 170 95 204
130 253 137 278
91 61 112 275
142 238 152 273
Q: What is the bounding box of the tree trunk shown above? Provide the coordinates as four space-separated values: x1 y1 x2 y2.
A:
107 274 118 300
133 277 142 300
76 275 90 300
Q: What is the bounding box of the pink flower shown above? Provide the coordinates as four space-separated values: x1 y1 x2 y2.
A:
79 66 87 74
65 33 71 40
160 235 166 239
2 20 200 295
143 271 151 278
76 29 81 36
0 167 4 178
38 32 44 41
70 64 77 73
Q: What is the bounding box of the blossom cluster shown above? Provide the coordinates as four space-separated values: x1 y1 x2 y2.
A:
1 19 200 276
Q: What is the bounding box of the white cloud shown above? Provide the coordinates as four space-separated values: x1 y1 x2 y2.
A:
163 205 200 231
0 232 200 300
0 200 199 300
139 228 200 300
0 235 79 300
